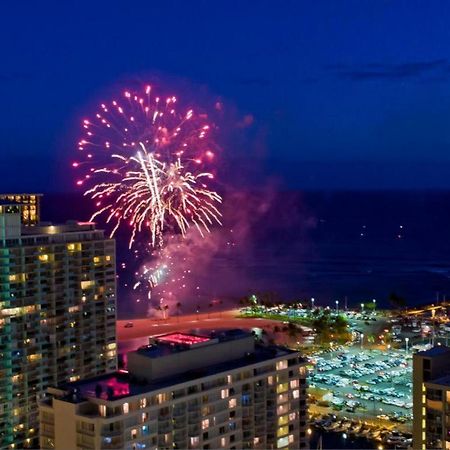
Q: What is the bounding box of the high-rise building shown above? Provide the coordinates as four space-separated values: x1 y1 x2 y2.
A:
39 330 309 450
0 194 42 225
0 202 117 449
412 346 450 450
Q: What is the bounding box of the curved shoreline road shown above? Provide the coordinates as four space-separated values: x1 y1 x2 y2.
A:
117 309 281 342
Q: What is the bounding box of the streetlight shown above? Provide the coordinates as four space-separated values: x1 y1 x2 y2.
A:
361 303 364 312
311 298 315 309
360 333 364 349
405 337 409 352
335 300 339 313
372 298 376 311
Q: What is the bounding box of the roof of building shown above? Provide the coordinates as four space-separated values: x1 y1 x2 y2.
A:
428 374 450 387
416 345 450 357
134 329 250 359
57 342 302 403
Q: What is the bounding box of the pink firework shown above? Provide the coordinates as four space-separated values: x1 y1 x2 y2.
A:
74 85 222 248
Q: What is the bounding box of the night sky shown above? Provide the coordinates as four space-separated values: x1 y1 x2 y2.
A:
3 1 450 190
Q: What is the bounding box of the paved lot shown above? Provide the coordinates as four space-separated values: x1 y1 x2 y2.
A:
309 346 412 428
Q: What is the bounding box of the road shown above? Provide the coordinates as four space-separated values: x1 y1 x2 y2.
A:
117 309 282 352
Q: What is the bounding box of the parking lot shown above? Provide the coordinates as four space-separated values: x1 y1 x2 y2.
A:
308 346 413 425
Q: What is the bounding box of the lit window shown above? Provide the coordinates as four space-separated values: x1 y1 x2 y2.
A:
268 376 274 385
276 360 288 371
11 375 20 383
288 412 296 421
277 426 289 437
93 256 101 264
254 437 260 445
278 415 288 426
9 273 25 282
292 389 300 399
123 403 129 414
81 280 95 290
131 428 138 439
220 437 226 447
99 405 106 417
27 354 41 362
221 389 229 399
227 375 232 384
288 434 294 444
201 419 209 430
140 398 147 408
290 380 299 389
105 255 112 262
38 254 49 262
190 437 199 446
142 425 149 435
277 383 288 394
228 398 236 409
277 436 289 448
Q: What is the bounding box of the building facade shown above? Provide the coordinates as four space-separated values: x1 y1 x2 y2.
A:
0 203 117 448
412 346 450 450
39 331 309 450
0 194 42 225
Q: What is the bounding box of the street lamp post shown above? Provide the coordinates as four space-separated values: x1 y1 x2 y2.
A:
361 333 364 349
361 303 364 312
335 300 339 313
311 298 315 309
372 299 376 311
405 337 409 352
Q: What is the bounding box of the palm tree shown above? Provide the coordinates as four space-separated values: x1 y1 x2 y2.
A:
176 302 182 323
208 302 213 318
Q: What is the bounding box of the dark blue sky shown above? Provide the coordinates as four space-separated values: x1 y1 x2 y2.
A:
3 0 450 190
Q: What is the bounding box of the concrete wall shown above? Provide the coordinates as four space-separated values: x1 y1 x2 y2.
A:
53 399 78 450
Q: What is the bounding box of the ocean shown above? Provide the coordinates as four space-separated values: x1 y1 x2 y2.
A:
42 191 450 319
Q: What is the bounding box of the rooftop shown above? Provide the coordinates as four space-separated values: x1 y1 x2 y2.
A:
58 342 301 403
416 345 450 357
155 332 211 346
428 374 450 387
21 220 97 236
135 329 251 359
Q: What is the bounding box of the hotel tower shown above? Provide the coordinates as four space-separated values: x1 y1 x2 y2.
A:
0 199 117 448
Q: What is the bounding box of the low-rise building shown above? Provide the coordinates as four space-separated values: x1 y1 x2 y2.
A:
39 330 308 450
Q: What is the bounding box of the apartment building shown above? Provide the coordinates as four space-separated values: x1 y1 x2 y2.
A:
39 330 309 450
412 346 450 450
0 202 117 448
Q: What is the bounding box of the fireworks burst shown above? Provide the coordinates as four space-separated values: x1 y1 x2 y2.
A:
74 85 222 249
